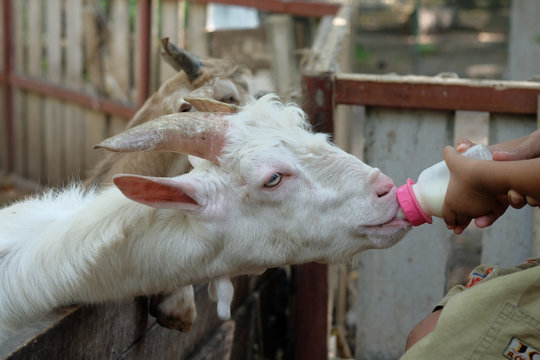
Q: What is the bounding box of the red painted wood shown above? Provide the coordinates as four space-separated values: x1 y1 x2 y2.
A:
10 74 137 119
336 74 540 115
187 0 340 18
293 72 333 360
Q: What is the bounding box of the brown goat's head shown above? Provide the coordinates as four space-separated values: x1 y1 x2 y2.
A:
131 38 251 127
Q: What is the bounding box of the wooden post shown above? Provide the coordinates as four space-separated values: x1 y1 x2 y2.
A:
186 3 208 57
265 14 296 97
534 95 540 256
137 0 151 106
2 0 14 174
294 72 334 360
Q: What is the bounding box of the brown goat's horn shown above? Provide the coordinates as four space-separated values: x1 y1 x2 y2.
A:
161 37 203 82
94 113 229 164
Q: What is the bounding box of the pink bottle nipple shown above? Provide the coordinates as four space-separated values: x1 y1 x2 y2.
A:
396 178 432 226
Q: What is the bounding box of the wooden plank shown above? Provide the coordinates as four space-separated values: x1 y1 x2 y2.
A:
108 0 130 101
302 72 334 134
0 0 4 175
187 321 235 360
265 14 296 97
26 0 43 182
187 0 340 18
10 75 137 119
336 73 540 115
160 1 181 85
294 263 328 360
186 3 208 57
481 113 537 267
44 0 63 184
0 85 4 175
303 5 352 73
65 0 85 179
82 0 117 176
150 0 161 91
118 279 250 359
2 300 155 360
294 71 334 360
454 110 490 145
535 96 540 257
12 0 25 178
84 110 108 177
108 0 132 151
356 108 453 358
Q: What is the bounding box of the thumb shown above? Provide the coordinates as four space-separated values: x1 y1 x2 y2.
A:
443 146 460 168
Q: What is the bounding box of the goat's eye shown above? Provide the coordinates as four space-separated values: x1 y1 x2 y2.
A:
264 173 282 188
220 96 237 105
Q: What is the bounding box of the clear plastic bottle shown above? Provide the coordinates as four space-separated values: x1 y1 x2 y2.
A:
396 144 493 226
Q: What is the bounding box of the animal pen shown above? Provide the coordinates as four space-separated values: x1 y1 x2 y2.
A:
1 1 540 360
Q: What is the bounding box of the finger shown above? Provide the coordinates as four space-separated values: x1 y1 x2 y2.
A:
442 146 460 168
526 195 540 207
456 214 470 226
453 218 471 234
442 208 457 229
507 189 527 209
455 139 475 153
474 197 509 228
453 224 467 235
474 215 493 228
492 139 536 161
492 150 521 161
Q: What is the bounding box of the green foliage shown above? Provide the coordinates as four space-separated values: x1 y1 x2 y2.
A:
418 43 437 55
355 45 372 62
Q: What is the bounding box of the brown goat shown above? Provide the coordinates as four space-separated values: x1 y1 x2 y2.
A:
86 39 254 332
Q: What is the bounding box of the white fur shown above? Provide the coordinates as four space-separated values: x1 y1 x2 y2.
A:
0 95 409 332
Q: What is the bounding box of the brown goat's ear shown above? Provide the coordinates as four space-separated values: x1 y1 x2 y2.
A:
113 174 202 211
184 96 240 113
94 112 229 164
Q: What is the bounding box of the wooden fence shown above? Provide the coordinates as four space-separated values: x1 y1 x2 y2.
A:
302 11 540 358
0 0 340 188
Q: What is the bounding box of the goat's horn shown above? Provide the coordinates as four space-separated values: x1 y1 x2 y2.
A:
94 113 228 164
161 37 203 82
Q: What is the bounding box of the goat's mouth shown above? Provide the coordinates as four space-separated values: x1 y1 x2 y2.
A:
363 218 411 230
361 206 411 233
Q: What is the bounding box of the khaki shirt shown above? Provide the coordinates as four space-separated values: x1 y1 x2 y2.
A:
401 259 540 359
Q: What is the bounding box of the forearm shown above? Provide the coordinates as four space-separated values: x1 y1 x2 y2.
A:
478 158 540 200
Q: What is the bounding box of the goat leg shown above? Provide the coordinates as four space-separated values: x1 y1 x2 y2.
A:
149 285 197 332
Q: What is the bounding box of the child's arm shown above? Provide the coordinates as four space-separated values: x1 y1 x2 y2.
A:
442 146 540 233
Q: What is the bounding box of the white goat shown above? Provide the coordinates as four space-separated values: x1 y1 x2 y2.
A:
0 95 410 333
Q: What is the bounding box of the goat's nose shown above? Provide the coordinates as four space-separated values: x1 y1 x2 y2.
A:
370 170 394 198
178 102 192 112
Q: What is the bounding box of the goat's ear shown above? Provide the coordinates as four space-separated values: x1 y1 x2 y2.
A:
113 174 202 211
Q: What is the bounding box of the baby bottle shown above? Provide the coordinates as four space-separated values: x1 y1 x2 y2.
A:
396 144 493 226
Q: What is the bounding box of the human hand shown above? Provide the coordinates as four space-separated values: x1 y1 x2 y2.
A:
442 146 503 234
455 132 540 214
490 128 540 161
